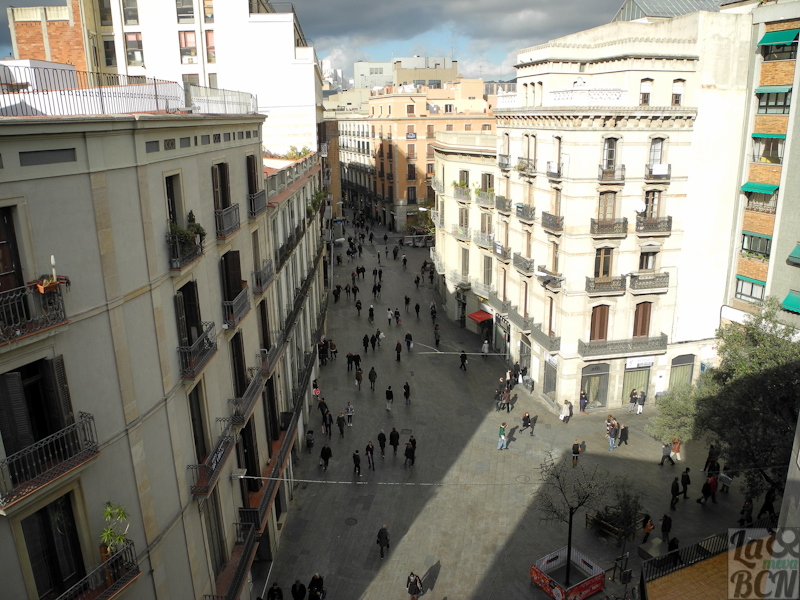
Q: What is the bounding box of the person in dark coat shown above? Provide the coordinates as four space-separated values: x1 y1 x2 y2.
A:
739 498 754 526
670 477 680 510
406 572 423 600
702 444 720 472
659 443 675 465
459 351 467 370
618 424 629 446
395 340 402 362
353 450 362 476
365 442 375 470
377 525 390 559
320 444 332 470
317 398 329 421
370 334 377 350
377 429 387 457
659 514 672 543
579 389 588 413
681 468 691 499
408 435 416 450
346 352 354 372
385 386 394 411
323 411 333 439
389 427 400 454
404 442 415 467
336 412 346 437
521 412 532 435
757 487 777 519
405 332 413 351
572 439 581 467
266 582 283 600
308 574 324 600
403 382 411 404
363 334 370 353
291 579 306 600
368 367 377 391
697 478 712 505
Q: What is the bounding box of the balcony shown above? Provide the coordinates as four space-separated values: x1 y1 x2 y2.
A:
488 291 511 314
167 233 203 271
0 278 69 346
546 161 562 178
433 178 443 194
189 420 235 497
222 285 250 329
453 186 471 203
513 252 535 274
451 225 471 241
498 154 511 169
590 218 628 237
56 539 140 600
541 212 564 233
179 322 218 380
247 189 267 219
630 272 669 294
473 231 494 247
470 278 495 298
204 523 257 600
586 276 626 295
537 266 563 289
495 196 512 213
475 191 495 206
645 163 671 181
430 209 442 228
493 243 511 262
517 157 536 174
509 307 534 332
387 172 394 181
636 216 672 236
448 270 470 287
530 323 561 353
578 333 668 359
0 412 99 512
598 164 625 182
231 373 264 426
252 259 275 295
516 203 536 222
215 204 241 239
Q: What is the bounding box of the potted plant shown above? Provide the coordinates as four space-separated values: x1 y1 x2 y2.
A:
99 501 129 585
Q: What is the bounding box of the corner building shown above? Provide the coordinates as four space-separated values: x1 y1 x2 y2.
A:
435 10 754 410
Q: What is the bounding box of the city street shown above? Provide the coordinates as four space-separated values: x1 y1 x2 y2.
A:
256 219 748 600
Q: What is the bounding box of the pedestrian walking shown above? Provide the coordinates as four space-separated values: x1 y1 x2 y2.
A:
353 353 361 370
395 340 402 361
353 285 359 302
503 388 512 413
375 328 383 346
459 351 468 370
628 388 638 412
291 579 306 600
317 398 329 421
370 334 377 351
377 283 382 298
738 498 754 526
415 275 420 289
671 439 682 462
497 422 508 450
403 381 411 404
346 352 354 372
607 421 617 450
415 302 420 318
387 308 393 326
709 475 718 504
385 386 393 411
353 450 362 476
377 429 387 457
404 442 416 467
365 442 375 470
345 402 354 426
681 468 691 498
521 412 534 436
697 478 712 505
345 284 351 299
266 582 284 600
561 400 571 425
636 390 646 414
405 332 412 351
670 477 680 510
389 427 400 455
336 412 346 437
363 334 369 353
378 268 383 282
482 340 489 357
572 439 581 467
324 411 333 439
377 525 390 559
434 327 441 347
642 515 654 542
373 267 378 283
320 444 332 470
702 444 720 472
659 443 676 466
406 572 423 600
618 424 629 446
659 514 672 543
579 389 588 414
429 269 434 284
404 295 410 312
355 368 363 390
394 308 401 324
368 367 377 391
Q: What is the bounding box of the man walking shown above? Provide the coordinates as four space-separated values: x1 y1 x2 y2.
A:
403 381 411 405
681 468 691 499
355 368 363 390
659 443 676 466
497 422 508 450
336 412 346 437
404 442 416 467
415 302 420 318
377 429 387 457
670 477 680 510
353 450 361 476
346 351 354 372
404 295 410 313
368 367 377 391
659 514 672 543
266 582 283 600
482 340 489 357
521 412 534 436
385 386 393 411
291 580 306 600
405 332 413 352
320 444 332 470
376 525 390 559
389 427 400 455
323 411 333 439
317 397 329 422
608 421 617 450
460 351 468 371
363 334 369 354
365 442 375 470
395 340 402 362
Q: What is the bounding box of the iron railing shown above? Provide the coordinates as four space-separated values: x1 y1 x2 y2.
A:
517 157 536 173
451 225 471 241
187 85 257 115
488 292 510 314
252 259 275 294
453 187 471 202
178 322 217 379
578 333 667 358
590 218 628 236
189 419 234 496
0 412 98 508
546 161 562 178
541 212 564 232
167 234 204 271
644 163 671 180
222 286 250 328
598 164 626 181
636 216 672 234
0 279 69 345
215 204 241 239
516 203 536 222
495 196 512 212
630 272 670 291
513 252 535 274
586 276 626 294
248 189 267 219
473 231 494 247
470 279 495 298
531 323 561 352
537 266 562 289
498 154 511 169
476 191 495 206
448 271 470 287
230 375 264 426
493 243 511 261
430 210 442 228
204 523 257 600
55 539 140 600
257 338 282 378
509 307 534 332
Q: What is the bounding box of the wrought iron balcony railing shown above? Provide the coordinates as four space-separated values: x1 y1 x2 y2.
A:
541 212 564 232
630 272 670 291
215 204 241 239
530 323 561 353
636 216 672 234
517 157 536 174
430 209 442 228
586 276 627 294
498 154 511 169
0 412 99 509
247 189 267 219
475 191 495 206
252 259 275 294
179 322 217 379
515 203 536 222
546 161 562 178
645 163 671 180
470 278 495 298
203 523 257 600
230 374 264 426
598 164 626 182
189 419 234 496
449 270 471 287
513 252 535 274
167 233 203 270
488 291 510 314
55 539 140 600
493 243 511 261
590 218 628 236
495 196 512 212
453 186 471 202
578 333 668 358
537 266 562 289
222 285 250 328
473 231 494 247
509 307 534 332
0 279 69 345
451 225 471 241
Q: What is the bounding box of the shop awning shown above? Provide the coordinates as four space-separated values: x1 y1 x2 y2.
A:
468 310 493 323
781 290 800 314
757 29 799 46
755 85 792 94
751 133 786 139
741 181 779 194
788 244 800 265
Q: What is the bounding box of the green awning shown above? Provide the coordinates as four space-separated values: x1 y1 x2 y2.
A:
789 244 800 266
757 29 799 46
755 85 792 94
781 290 800 314
742 230 773 240
752 133 786 139
741 181 779 194
736 275 766 286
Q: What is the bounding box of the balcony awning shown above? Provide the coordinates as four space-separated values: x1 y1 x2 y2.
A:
757 29 799 46
742 230 772 239
781 290 800 314
788 244 800 265
752 133 786 139
741 181 779 194
755 85 792 94
468 310 493 323
736 275 766 286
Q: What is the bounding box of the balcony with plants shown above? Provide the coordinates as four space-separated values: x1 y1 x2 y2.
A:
167 214 206 272
56 538 140 600
0 274 70 346
475 189 495 206
451 224 471 241
452 183 471 203
516 157 536 175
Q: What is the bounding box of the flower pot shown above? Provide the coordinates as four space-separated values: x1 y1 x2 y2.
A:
36 281 59 294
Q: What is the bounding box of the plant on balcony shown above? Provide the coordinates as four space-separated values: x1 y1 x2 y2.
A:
740 251 769 262
100 501 130 553
452 180 468 189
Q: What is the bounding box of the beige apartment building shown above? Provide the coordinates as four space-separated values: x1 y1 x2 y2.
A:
434 9 754 410
0 68 325 600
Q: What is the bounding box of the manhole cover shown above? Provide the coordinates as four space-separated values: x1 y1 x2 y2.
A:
345 518 358 526
400 428 412 434
516 475 531 483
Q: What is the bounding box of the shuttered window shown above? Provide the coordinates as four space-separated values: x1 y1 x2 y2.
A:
594 248 613 278
231 331 248 397
590 305 609 341
246 155 258 195
221 251 242 302
633 302 652 338
211 162 231 210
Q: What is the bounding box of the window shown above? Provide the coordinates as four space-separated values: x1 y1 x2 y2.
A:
736 277 765 302
426 163 434 176
445 124 454 131
548 297 556 337
742 233 771 257
464 123 472 131
633 302 652 338
406 104 415 115
208 73 218 88
413 79 425 87
125 33 144 66
649 138 664 165
204 0 214 22
482 124 491 131
176 280 203 346
220 251 243 306
757 91 791 114
428 80 441 89
590 305 609 341
521 281 529 316
123 0 139 25
644 190 660 218
103 40 116 66
388 105 392 115
481 173 493 192
246 154 259 195
752 137 784 164
481 212 493 235
762 42 797 61
388 186 393 200
206 30 215 63
407 125 415 134
426 125 434 139
211 162 231 210
182 73 199 87
406 164 416 181
426 144 434 159
640 79 652 106
98 0 112 25
672 80 684 106
445 104 454 114
166 174 183 224
594 248 613 278
598 191 616 221
602 138 617 169
176 0 194 23
553 188 562 216
551 241 559 273
639 251 657 271
461 247 470 277
483 255 493 286
179 31 197 62
407 186 417 204
458 207 469 228
407 144 415 159
745 192 777 214
459 170 469 187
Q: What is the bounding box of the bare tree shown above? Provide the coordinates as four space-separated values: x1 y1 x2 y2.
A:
538 452 609 587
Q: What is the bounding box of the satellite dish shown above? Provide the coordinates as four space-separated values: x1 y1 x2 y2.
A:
634 200 647 213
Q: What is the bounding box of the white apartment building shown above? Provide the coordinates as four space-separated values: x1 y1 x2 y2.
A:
7 0 324 154
434 9 754 410
353 57 457 88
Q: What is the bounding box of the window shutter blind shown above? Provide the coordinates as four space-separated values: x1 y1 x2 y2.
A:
0 372 34 456
641 80 653 93
43 355 74 427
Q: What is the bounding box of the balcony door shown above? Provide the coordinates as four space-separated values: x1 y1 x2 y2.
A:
221 251 243 303
203 489 226 579
461 247 469 278
548 297 555 337
649 138 664 165
188 385 208 464
0 207 24 295
481 173 494 192
590 305 609 342
602 138 616 169
633 302 652 338
238 419 261 494
480 212 493 235
594 248 613 278
598 192 615 222
246 154 259 195
175 280 202 346
231 331 248 398
644 190 660 219
211 162 231 211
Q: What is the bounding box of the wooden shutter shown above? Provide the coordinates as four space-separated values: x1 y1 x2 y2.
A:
221 251 242 302
598 192 615 221
184 281 202 343
590 305 608 341
633 302 651 338
259 301 271 348
175 291 190 347
43 356 74 428
231 332 247 397
243 420 261 492
221 163 231 208
548 297 555 337
246 155 257 195
0 372 34 455
594 248 612 278
211 164 222 211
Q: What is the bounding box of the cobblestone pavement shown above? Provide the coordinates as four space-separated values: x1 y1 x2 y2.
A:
254 221 746 600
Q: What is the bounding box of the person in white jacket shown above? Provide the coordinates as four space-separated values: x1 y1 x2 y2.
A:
345 402 354 426
481 340 489 357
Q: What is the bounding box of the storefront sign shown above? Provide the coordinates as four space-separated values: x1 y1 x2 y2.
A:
545 352 558 368
626 355 654 369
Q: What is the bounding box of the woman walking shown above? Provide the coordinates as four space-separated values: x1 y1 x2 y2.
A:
560 400 571 424
579 389 588 414
628 388 638 413
406 572 423 600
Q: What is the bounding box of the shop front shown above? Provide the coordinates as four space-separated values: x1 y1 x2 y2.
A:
620 356 654 405
494 314 510 363
581 363 610 409
467 309 493 341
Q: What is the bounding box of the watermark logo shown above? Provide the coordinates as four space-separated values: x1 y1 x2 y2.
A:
728 527 799 599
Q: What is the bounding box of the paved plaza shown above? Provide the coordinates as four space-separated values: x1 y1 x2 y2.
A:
255 222 748 600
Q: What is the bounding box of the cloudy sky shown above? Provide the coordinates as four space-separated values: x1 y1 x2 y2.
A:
0 0 623 80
